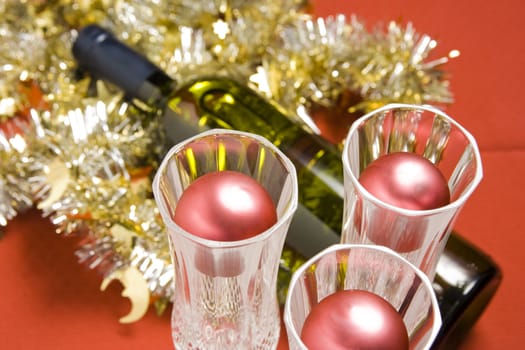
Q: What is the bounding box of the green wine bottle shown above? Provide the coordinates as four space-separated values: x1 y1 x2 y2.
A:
72 24 501 349
165 78 346 257
73 24 344 258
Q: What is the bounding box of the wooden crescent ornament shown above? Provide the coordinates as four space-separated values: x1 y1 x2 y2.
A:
36 158 71 210
100 266 150 324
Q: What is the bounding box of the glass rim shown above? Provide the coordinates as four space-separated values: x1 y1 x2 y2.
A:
283 243 443 350
342 103 483 216
152 128 299 248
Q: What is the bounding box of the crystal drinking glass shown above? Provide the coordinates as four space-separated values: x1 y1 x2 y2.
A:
153 129 298 349
342 103 483 278
284 244 442 350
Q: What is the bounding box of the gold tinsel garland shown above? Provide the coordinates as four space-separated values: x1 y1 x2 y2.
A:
0 0 456 322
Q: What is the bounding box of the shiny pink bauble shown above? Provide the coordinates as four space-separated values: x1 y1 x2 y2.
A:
301 290 409 350
173 170 277 242
356 152 450 252
359 152 450 211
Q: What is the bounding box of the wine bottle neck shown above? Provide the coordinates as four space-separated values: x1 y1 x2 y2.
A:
72 24 175 104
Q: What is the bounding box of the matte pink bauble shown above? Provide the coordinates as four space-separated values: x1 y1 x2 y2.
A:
359 152 450 210
173 170 277 242
301 290 409 350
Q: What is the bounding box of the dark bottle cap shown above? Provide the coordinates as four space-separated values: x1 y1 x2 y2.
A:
72 24 170 102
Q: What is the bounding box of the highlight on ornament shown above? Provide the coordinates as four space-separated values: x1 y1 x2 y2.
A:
301 289 409 350
173 170 278 242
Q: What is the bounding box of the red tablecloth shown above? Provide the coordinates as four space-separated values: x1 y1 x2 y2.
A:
1 0 524 349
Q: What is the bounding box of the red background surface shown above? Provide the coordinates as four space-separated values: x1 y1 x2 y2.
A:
1 0 524 349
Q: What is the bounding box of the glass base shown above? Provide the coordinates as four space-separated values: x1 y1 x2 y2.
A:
171 300 280 350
